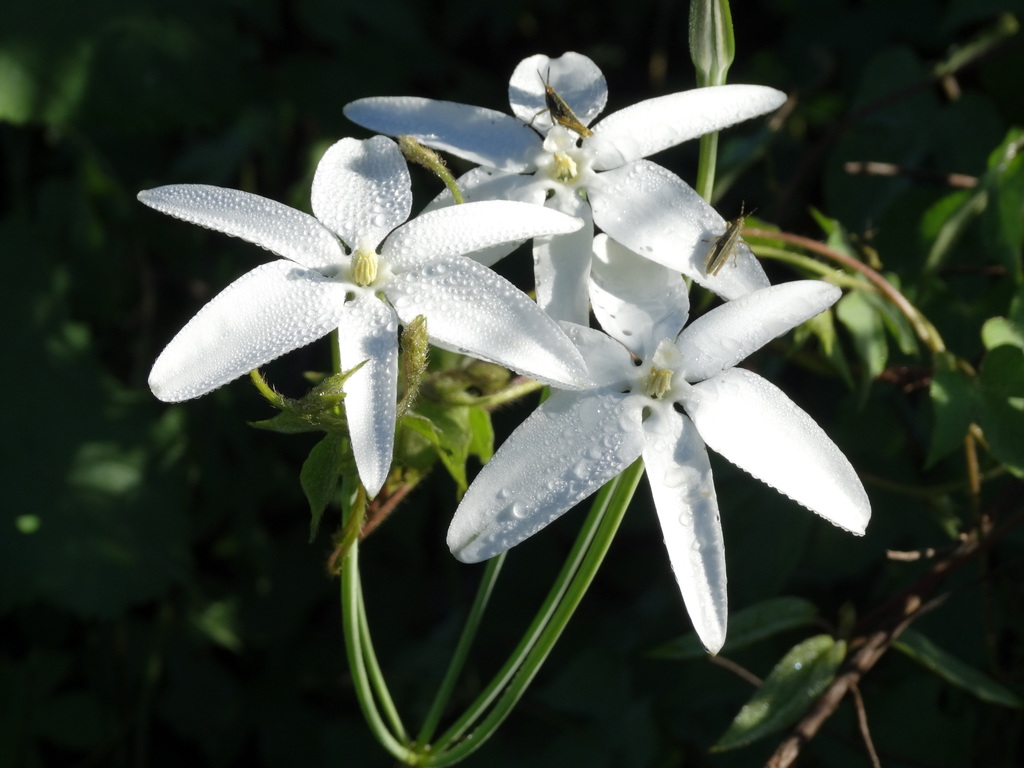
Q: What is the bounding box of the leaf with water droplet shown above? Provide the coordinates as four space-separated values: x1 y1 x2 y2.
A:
713 634 846 751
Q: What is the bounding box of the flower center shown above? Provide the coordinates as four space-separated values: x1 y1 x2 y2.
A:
643 364 673 399
552 151 579 183
351 248 378 287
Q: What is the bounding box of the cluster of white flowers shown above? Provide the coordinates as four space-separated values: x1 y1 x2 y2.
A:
141 52 870 653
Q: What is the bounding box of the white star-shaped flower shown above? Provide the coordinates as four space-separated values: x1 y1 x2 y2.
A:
140 135 589 497
344 52 786 323
447 236 870 653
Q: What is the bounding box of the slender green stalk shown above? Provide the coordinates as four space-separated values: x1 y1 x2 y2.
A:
358 591 409 742
416 553 507 745
695 133 720 203
690 0 735 201
425 460 646 766
428 475 616 752
340 533 417 762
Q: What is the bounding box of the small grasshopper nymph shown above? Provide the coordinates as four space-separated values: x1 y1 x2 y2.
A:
704 204 753 276
529 68 593 139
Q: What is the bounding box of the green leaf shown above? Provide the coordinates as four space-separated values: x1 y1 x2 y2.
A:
300 432 347 541
981 129 1024 281
466 406 495 465
861 282 919 356
835 289 888 399
650 597 818 660
894 629 1023 708
981 289 1024 351
926 367 976 467
713 634 846 751
923 186 987 273
795 308 853 387
977 345 1024 476
402 402 495 495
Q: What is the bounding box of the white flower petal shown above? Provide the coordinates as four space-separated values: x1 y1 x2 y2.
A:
509 52 607 132
590 233 689 358
149 261 349 402
421 168 551 267
448 391 644 562
424 166 549 210
642 408 727 654
387 258 588 389
533 194 594 324
677 281 841 382
381 200 582 270
137 185 346 271
344 97 542 174
560 322 634 390
685 368 870 535
589 161 770 300
336 295 399 498
311 136 411 249
589 85 787 170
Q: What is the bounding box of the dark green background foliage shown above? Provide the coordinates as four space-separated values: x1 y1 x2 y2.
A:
2 0 1023 765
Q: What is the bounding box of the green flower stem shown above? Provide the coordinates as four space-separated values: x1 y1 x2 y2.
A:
751 245 869 291
690 0 734 202
358 590 409 742
424 459 646 766
427 475 619 753
416 552 507 746
341 533 418 763
695 133 720 203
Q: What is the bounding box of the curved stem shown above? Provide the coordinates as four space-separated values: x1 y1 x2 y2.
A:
416 553 507 746
358 590 408 742
746 227 947 355
424 460 646 766
340 517 418 762
428 474 616 753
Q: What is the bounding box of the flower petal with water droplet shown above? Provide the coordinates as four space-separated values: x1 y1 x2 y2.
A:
448 391 644 562
381 200 582 271
387 258 588 389
642 408 727 654
677 281 840 382
148 260 350 402
588 85 787 170
686 368 870 535
137 185 346 271
344 97 541 174
508 52 608 132
312 136 412 250
336 295 399 498
589 161 770 301
590 233 690 358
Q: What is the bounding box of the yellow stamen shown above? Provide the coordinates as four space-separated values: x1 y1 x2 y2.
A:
351 249 378 286
552 151 578 183
644 365 673 399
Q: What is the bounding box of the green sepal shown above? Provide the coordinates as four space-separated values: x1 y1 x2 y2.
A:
894 629 1023 709
249 362 364 434
713 634 846 751
649 596 818 661
689 0 735 87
